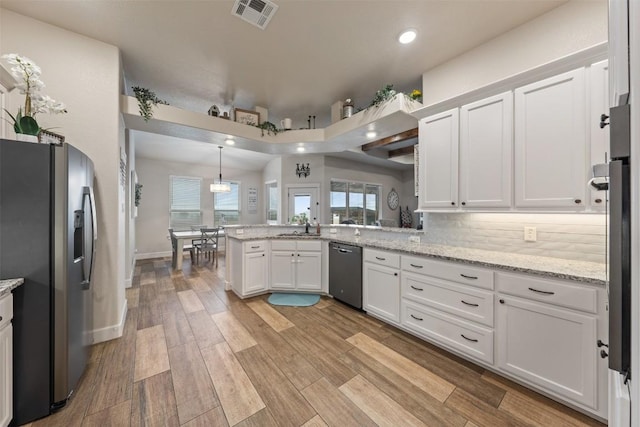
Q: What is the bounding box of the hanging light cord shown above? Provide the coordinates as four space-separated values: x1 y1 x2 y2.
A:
218 146 223 184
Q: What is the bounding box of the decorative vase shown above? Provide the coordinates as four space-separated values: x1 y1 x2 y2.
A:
15 133 39 143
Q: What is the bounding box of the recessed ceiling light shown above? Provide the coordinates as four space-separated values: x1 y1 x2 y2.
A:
366 131 377 139
297 146 305 152
225 138 235 145
398 29 417 44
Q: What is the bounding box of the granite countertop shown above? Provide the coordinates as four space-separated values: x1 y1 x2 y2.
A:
228 233 607 285
0 278 24 297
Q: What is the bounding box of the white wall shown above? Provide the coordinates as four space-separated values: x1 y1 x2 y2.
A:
421 0 608 106
1 9 126 342
135 156 263 256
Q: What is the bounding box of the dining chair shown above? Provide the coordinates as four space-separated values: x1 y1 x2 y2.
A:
168 228 195 267
194 227 220 267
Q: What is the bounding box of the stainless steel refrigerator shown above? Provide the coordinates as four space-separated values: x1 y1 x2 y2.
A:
0 139 97 425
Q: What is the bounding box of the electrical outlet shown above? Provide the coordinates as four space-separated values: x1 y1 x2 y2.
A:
524 226 537 242
409 236 420 243
329 228 337 234
236 229 244 235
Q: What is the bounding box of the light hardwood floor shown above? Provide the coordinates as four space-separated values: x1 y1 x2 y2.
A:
21 256 606 427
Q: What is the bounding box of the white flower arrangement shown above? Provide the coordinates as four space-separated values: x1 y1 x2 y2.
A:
1 53 67 136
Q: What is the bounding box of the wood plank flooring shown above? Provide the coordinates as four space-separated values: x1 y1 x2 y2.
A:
22 256 606 427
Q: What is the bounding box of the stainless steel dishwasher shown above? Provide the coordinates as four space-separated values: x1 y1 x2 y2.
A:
329 242 363 309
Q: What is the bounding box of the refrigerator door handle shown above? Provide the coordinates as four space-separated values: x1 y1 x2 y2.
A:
81 186 97 290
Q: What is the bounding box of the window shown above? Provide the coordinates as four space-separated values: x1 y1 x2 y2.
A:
170 176 202 230
330 181 380 225
214 181 240 225
266 181 278 223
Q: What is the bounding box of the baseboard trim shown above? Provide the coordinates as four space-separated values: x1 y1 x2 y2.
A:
92 298 128 344
136 251 172 260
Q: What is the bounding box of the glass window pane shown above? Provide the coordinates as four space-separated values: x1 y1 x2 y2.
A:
348 183 364 225
292 194 311 224
266 182 278 222
365 184 380 225
214 181 240 225
169 176 202 230
330 181 347 224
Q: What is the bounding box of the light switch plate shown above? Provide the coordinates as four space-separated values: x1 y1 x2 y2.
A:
329 228 337 234
409 236 420 243
237 229 244 235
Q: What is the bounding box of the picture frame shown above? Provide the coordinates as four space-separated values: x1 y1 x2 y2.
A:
38 130 65 145
234 108 260 126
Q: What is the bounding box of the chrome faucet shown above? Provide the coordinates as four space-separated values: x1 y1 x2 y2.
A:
305 221 310 234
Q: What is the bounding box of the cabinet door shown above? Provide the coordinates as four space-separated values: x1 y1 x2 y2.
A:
589 60 609 210
270 251 296 289
363 262 400 323
460 92 513 208
244 252 267 294
496 295 597 409
419 108 459 209
514 68 587 208
0 325 11 427
296 251 322 291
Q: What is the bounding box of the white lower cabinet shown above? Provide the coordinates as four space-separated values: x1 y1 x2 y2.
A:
495 271 601 411
0 293 13 427
496 295 597 408
363 249 400 324
270 240 322 291
230 240 268 297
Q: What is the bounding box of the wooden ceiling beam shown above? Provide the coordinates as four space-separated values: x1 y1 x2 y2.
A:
361 127 418 151
388 144 416 158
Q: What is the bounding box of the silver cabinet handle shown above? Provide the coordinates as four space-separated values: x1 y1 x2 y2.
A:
461 334 478 343
375 256 386 261
410 314 423 321
528 287 555 295
251 245 260 249
410 263 423 269
460 274 478 280
410 285 424 291
461 300 479 307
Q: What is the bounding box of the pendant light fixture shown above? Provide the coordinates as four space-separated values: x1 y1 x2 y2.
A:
210 146 231 193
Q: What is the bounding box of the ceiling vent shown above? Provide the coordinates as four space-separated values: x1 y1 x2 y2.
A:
232 0 279 30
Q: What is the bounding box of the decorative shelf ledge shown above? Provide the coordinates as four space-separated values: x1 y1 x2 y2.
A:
121 94 421 155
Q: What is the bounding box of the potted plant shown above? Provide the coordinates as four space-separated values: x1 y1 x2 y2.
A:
1 53 67 142
132 86 168 122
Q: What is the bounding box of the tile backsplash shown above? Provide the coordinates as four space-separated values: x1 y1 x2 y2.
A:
424 213 607 263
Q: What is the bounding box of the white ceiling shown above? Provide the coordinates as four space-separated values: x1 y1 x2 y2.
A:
2 0 566 169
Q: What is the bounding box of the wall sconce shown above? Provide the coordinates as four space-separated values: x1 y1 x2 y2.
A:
296 163 310 178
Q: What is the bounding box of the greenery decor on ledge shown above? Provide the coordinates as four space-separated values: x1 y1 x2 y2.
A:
134 183 143 207
1 53 67 136
132 86 168 122
256 121 280 136
409 89 422 102
368 84 397 108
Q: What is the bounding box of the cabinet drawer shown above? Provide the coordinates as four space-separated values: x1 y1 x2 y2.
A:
496 272 597 313
271 240 296 251
402 255 494 290
402 300 494 364
403 272 494 327
244 241 267 253
364 248 400 268
296 240 322 252
0 293 12 330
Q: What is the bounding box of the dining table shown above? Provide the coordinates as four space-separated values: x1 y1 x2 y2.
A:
171 228 225 270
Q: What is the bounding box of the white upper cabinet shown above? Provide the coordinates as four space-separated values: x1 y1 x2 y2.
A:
459 92 513 208
418 108 459 209
514 68 587 208
589 60 609 210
